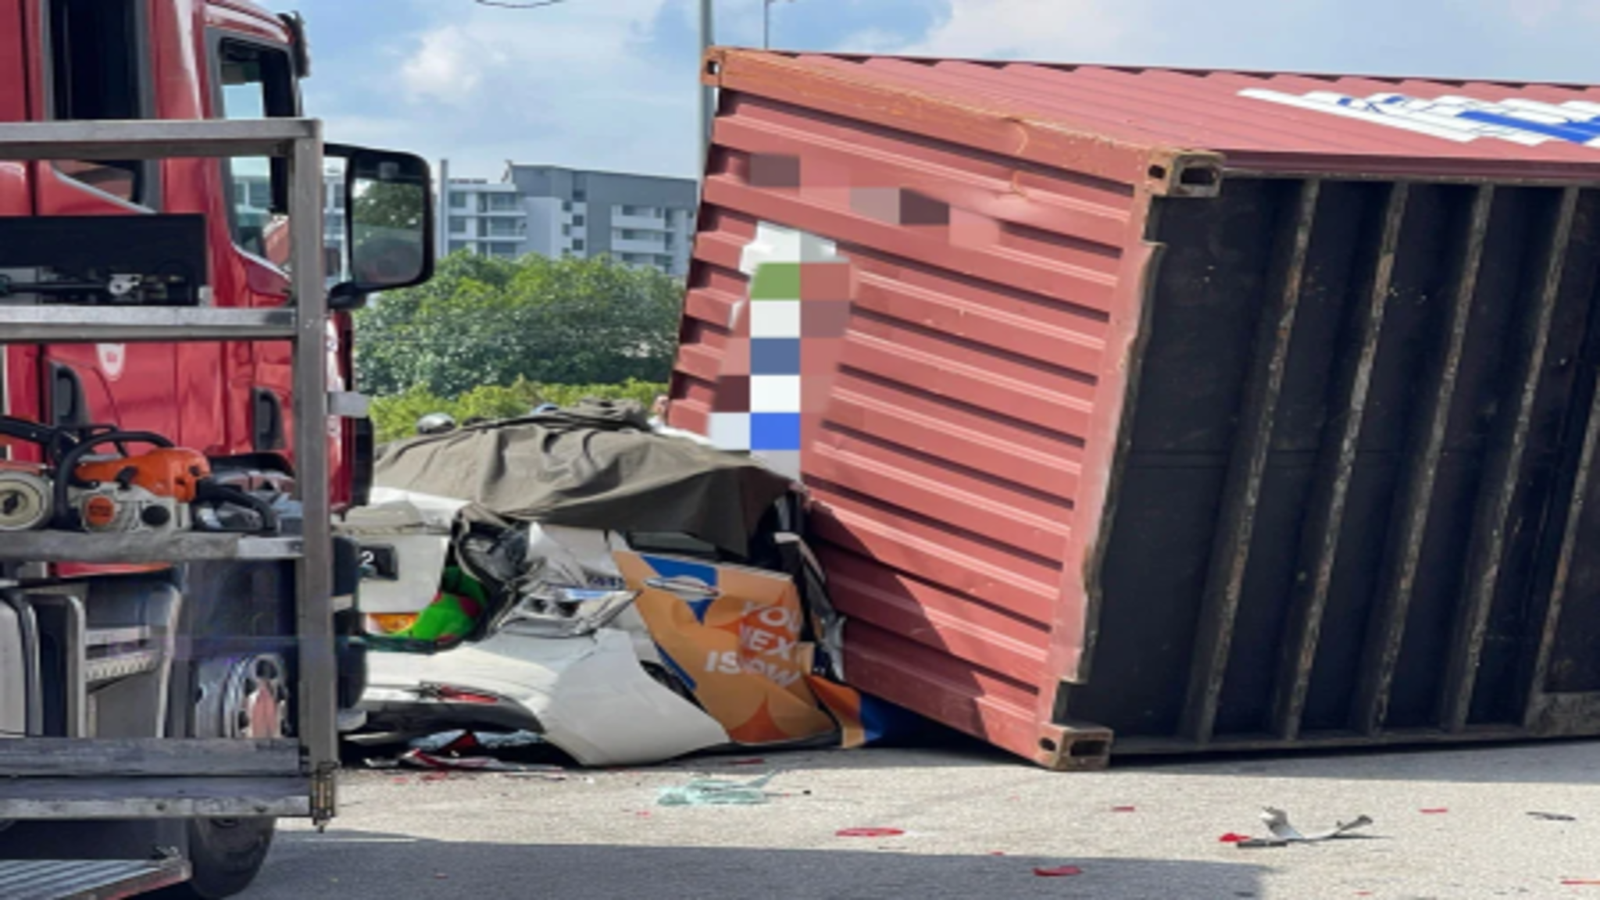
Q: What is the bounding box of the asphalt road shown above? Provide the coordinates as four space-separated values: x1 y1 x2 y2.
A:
248 740 1600 899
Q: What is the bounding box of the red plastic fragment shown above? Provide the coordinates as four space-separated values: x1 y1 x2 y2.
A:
989 851 1007 856
1033 866 1084 877
1419 808 1449 814
433 686 500 705
1111 805 1137 812
1218 833 1251 843
1562 880 1600 886
836 827 905 838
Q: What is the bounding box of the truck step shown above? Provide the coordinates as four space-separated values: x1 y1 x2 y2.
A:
84 626 163 685
83 650 162 684
0 858 190 900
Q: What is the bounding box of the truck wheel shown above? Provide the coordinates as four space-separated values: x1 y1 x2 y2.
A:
160 654 291 899
172 818 276 900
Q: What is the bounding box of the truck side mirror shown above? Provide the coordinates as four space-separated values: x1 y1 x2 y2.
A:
327 146 435 311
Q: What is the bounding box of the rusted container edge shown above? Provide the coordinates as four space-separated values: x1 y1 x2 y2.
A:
704 48 1223 198
1112 722 1591 755
818 54 1599 94
1044 220 1163 704
1226 153 1600 185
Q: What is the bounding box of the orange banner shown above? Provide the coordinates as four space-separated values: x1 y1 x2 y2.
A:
613 552 839 746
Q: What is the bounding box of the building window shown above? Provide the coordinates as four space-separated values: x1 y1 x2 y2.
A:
572 239 585 251
483 193 520 212
448 241 472 255
562 224 571 237
573 214 585 226
449 216 469 233
573 189 586 202
562 201 572 213
482 218 521 238
450 192 468 209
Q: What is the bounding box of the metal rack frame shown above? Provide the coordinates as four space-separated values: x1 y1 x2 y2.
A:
0 119 339 822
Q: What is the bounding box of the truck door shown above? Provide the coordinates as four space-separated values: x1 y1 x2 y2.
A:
30 0 180 438
203 23 354 507
205 33 302 463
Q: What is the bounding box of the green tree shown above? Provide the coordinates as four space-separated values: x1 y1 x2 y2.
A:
350 179 426 231
347 178 430 286
369 378 665 443
355 252 682 397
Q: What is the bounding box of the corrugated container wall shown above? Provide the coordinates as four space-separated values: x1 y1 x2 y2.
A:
668 48 1600 768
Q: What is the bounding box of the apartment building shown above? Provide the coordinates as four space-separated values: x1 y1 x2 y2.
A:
437 161 697 278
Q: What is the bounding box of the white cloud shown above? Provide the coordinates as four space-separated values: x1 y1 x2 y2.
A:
899 0 1144 60
1504 0 1600 27
835 26 920 55
368 0 697 177
400 26 503 105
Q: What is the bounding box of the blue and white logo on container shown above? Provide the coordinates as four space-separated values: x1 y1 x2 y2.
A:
1241 89 1600 149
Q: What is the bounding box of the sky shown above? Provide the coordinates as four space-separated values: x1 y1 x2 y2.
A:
272 0 1600 182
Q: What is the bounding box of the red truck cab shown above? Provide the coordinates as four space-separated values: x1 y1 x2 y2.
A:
1 0 362 506
1 4 433 896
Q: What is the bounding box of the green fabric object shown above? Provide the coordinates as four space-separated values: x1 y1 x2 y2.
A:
399 567 489 643
374 399 793 558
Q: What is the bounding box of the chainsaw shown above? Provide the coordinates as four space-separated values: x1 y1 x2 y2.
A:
0 417 278 535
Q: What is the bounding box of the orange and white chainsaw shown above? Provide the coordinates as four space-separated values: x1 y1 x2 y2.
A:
0 418 278 535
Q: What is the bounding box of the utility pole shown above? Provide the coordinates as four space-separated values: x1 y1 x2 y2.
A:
698 0 714 176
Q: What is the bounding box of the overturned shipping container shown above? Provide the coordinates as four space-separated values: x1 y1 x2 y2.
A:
669 49 1600 768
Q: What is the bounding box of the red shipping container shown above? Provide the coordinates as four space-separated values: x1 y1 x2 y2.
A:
670 48 1600 768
